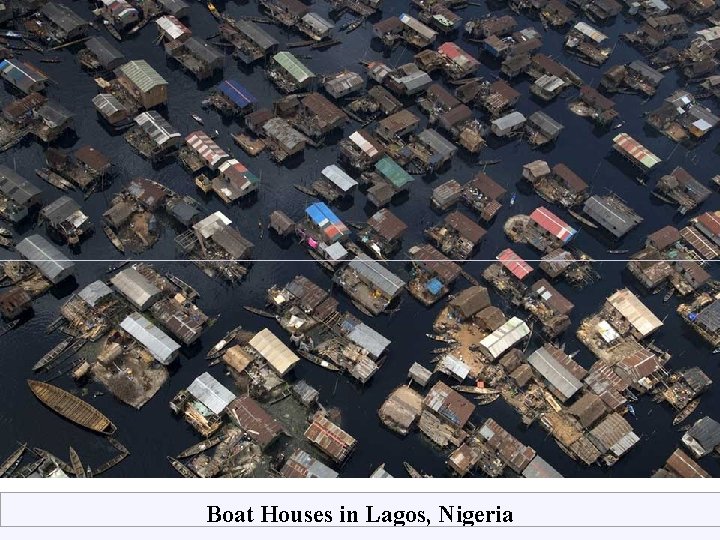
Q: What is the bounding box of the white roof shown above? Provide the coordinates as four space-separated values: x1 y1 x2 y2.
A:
110 267 160 309
120 312 180 365
573 21 607 43
193 211 231 239
479 316 530 359
439 354 470 380
187 372 235 415
322 165 357 192
597 320 620 343
156 15 189 41
349 131 379 157
607 289 663 337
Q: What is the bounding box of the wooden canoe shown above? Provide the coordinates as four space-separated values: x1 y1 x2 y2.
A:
69 447 85 478
28 380 116 435
452 385 501 395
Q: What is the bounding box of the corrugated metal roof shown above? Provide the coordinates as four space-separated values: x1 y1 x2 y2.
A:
187 372 235 415
349 131 380 157
0 59 48 93
583 195 642 238
321 165 357 192
185 130 229 169
183 37 224 65
492 111 526 131
273 52 314 83
78 280 113 307
528 346 583 401
110 267 161 309
281 449 338 478
120 312 180 365
134 111 180 147
574 21 607 43
0 166 41 205
249 328 299 376
217 79 256 108
16 235 75 284
530 207 576 242
417 129 457 158
399 13 437 40
348 256 405 298
522 456 563 478
301 12 334 33
92 93 126 117
156 15 190 41
86 36 125 69
613 133 661 170
375 157 413 189
480 316 530 359
345 319 391 359
117 60 167 93
607 289 663 337
497 248 533 280
236 19 278 51
438 42 478 69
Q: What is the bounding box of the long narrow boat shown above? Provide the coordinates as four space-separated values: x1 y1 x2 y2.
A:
103 224 125 254
107 437 129 456
452 385 501 395
243 305 276 318
32 336 75 372
168 457 197 478
0 443 27 477
297 350 341 372
69 447 85 478
206 325 242 360
177 434 225 459
93 452 127 476
673 399 699 426
35 168 74 191
46 316 65 334
28 380 116 435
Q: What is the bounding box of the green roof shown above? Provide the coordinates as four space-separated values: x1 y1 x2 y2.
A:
273 52 314 83
375 157 413 189
117 60 167 93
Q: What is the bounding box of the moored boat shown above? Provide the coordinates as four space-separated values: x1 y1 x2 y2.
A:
673 399 699 426
206 324 242 360
28 380 116 435
168 456 197 478
452 385 501 395
103 224 125 254
69 447 85 478
0 443 27 477
243 305 276 318
177 434 225 459
32 336 75 372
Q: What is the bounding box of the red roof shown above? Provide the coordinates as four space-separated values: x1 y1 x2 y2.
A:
530 207 576 243
696 212 720 238
438 42 479 68
497 248 533 280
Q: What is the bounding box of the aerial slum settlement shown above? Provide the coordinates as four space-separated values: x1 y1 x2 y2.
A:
2 0 720 480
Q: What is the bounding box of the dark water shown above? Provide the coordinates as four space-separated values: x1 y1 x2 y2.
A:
1 0 719 478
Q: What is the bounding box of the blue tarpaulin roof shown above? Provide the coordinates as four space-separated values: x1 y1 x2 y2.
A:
217 80 256 109
426 278 443 295
305 202 340 227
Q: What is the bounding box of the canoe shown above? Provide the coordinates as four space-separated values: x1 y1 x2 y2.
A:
0 443 26 477
168 457 197 478
28 380 116 435
452 385 501 395
69 447 85 478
